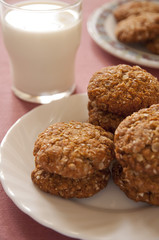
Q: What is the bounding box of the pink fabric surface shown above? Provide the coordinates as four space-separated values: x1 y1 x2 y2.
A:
0 0 159 239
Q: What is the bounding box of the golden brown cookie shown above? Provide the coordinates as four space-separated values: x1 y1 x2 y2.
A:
146 36 159 54
114 104 159 176
114 163 159 193
34 121 114 179
87 64 159 116
31 167 110 198
115 13 159 43
88 101 124 133
113 1 159 22
112 162 159 205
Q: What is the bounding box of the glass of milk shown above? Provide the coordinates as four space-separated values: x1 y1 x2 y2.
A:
0 0 82 103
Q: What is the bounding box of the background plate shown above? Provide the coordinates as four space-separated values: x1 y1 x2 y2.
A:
87 0 159 69
0 93 159 240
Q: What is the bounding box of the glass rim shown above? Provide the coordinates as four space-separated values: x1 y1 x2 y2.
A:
0 0 82 12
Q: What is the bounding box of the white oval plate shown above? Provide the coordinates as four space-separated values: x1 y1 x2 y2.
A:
87 0 159 69
0 93 159 240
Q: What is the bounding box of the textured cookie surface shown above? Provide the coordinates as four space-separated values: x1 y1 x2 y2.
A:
88 101 124 133
32 167 110 198
112 162 159 205
34 121 114 179
87 64 159 116
113 163 159 193
113 1 159 22
115 13 159 43
114 104 159 176
146 36 159 54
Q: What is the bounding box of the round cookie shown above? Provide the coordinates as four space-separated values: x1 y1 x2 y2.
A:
113 163 159 193
87 64 159 116
113 1 159 22
34 121 114 179
88 101 124 133
114 104 159 176
31 167 110 198
115 13 159 43
146 36 159 54
112 162 159 206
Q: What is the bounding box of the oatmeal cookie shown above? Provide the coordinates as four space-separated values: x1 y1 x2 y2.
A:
113 1 159 22
115 13 159 43
114 104 159 176
87 64 159 116
34 121 114 179
88 101 124 133
31 167 110 198
113 163 159 193
146 36 159 54
112 162 159 205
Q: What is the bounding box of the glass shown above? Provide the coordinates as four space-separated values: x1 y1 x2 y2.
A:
0 0 82 103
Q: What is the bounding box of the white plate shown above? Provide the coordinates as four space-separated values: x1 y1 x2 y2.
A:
87 0 159 69
0 93 159 240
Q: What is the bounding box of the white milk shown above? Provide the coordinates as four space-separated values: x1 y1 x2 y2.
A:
2 1 81 99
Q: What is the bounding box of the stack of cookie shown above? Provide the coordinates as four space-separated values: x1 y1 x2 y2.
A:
113 1 159 54
31 121 114 198
113 104 159 205
87 64 159 133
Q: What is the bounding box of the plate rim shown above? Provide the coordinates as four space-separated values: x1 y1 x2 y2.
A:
87 0 159 69
0 92 159 240
0 93 88 239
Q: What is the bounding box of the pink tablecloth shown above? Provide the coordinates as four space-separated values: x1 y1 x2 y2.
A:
0 0 159 239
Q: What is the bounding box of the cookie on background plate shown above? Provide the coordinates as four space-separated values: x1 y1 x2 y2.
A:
146 36 159 54
113 1 159 22
115 13 159 43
